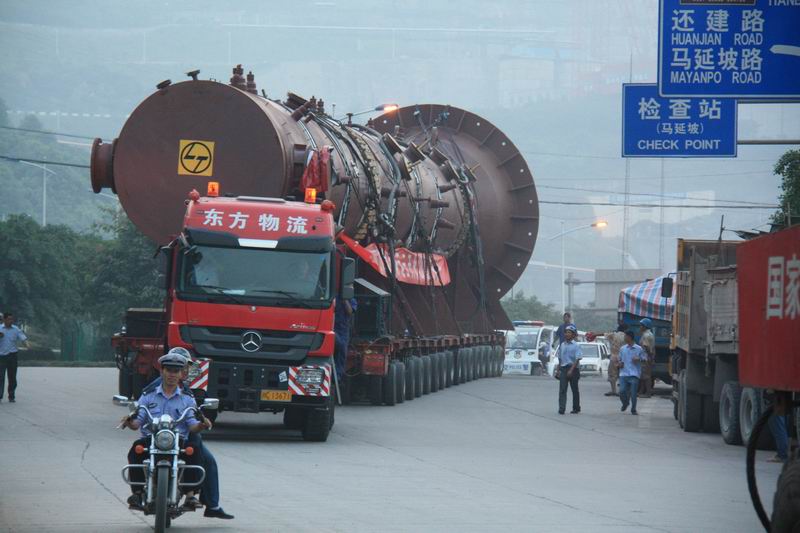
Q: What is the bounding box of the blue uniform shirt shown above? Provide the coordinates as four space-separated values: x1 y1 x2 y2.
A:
135 385 199 439
334 297 358 337
558 340 582 367
619 343 645 378
0 325 27 356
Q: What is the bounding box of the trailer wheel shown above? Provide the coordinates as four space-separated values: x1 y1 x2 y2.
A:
467 348 476 382
680 369 703 432
771 458 800 533
460 351 468 384
702 395 720 434
413 357 423 397
452 351 462 385
302 400 333 442
421 356 432 394
719 381 743 445
383 362 398 406
480 346 489 378
395 362 406 404
404 359 416 401
445 352 454 388
368 375 383 405
740 388 776 450
430 355 440 393
495 345 504 377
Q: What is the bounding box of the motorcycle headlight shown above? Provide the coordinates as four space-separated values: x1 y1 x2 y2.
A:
296 368 324 385
154 430 176 451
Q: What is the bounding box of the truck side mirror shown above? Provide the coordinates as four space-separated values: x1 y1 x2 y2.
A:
156 246 171 290
661 277 673 298
341 257 356 300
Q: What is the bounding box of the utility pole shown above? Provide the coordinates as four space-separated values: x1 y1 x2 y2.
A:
622 52 633 271
659 158 665 271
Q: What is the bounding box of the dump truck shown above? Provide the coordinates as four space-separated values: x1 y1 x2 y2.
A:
90 65 539 438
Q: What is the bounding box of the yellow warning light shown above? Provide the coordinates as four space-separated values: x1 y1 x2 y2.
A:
304 187 317 204
207 181 220 197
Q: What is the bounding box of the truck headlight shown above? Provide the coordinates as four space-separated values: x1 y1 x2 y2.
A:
296 368 324 385
155 430 176 451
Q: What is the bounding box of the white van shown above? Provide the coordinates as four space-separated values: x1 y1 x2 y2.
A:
503 324 556 376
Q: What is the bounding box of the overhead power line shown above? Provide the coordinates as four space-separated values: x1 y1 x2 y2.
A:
0 125 104 141
539 200 777 209
538 184 776 206
0 154 90 169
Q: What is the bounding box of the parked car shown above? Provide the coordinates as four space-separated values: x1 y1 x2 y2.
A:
503 324 556 376
548 342 609 377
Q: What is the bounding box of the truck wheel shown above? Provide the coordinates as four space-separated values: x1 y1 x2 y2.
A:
383 362 398 406
680 369 703 432
283 406 306 430
702 395 720 434
368 375 383 405
395 362 406 404
413 357 423 397
118 367 133 397
302 401 333 442
131 372 150 400
719 381 743 445
404 359 416 401
771 458 800 533
459 351 468 384
740 388 776 450
421 356 432 394
445 352 454 388
430 355 440 393
479 346 488 378
465 348 474 382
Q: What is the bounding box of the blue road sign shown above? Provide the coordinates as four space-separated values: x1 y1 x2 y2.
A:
658 0 800 98
622 84 737 158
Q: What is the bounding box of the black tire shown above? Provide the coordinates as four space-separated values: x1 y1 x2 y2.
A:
404 359 416 401
452 351 462 385
132 372 150 400
430 355 440 393
395 361 406 404
477 346 486 379
533 364 543 377
413 357 423 397
422 356 432 394
771 458 800 533
673 399 679 422
445 352 454 388
702 395 720 434
720 381 743 445
368 375 383 405
740 388 775 450
154 465 169 533
118 367 133 397
465 348 474 382
302 400 333 441
680 369 703 432
383 363 397 406
283 407 306 430
440 353 448 389
461 350 469 383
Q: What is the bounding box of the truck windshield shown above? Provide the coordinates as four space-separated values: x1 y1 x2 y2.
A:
178 245 331 306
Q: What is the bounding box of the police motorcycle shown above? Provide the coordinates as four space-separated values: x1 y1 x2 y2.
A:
113 394 218 532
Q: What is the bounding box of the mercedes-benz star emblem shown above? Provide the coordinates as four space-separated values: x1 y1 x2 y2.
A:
241 331 262 353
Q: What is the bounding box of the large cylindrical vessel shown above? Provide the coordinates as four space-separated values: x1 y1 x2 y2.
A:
91 67 538 332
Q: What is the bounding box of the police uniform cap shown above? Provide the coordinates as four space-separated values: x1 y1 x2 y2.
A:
159 351 189 368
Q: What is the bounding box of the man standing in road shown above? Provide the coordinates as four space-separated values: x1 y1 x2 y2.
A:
555 312 575 346
618 330 644 415
638 318 655 398
334 295 357 382
0 312 28 403
556 324 582 415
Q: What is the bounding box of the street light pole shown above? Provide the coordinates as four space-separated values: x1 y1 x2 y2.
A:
549 220 608 314
19 160 55 226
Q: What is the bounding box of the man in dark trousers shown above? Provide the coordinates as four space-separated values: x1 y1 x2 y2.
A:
0 312 28 403
556 325 582 414
334 296 357 382
618 330 644 415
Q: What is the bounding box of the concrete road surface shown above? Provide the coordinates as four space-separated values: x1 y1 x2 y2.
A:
0 368 782 532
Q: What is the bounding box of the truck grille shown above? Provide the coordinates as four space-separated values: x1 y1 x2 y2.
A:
180 325 320 364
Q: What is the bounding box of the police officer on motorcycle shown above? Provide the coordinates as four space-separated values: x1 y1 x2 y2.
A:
120 351 211 510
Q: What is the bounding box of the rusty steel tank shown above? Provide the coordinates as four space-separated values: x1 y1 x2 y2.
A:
91 66 538 334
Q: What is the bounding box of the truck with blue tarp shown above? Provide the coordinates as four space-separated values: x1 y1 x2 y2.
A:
618 276 674 385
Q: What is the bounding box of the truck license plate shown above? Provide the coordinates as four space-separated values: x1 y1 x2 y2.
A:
260 389 291 402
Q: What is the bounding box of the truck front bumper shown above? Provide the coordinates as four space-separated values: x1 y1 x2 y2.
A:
199 360 332 413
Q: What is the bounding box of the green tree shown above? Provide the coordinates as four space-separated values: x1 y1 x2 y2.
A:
501 291 562 325
773 149 800 226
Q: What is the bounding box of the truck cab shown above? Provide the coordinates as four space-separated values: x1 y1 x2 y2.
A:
120 192 354 441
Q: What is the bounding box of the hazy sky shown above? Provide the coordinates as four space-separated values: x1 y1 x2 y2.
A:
1 0 796 308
